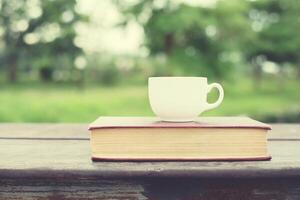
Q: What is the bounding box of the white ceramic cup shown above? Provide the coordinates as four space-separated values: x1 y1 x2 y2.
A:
148 77 224 122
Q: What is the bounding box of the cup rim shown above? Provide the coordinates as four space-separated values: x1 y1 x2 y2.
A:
149 76 207 80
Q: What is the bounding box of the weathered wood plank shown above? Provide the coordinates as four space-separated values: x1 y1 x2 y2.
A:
0 139 300 178
0 123 299 139
269 124 300 140
1 177 300 200
0 178 147 200
1 124 300 199
0 124 300 179
0 124 88 139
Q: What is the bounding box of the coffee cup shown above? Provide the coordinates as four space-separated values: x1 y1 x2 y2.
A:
148 77 224 122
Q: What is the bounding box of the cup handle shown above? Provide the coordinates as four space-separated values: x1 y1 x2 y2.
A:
205 83 224 111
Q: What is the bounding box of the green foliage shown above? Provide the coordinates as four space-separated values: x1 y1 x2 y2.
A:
115 0 300 79
0 0 299 123
116 0 252 79
0 0 87 82
247 0 300 65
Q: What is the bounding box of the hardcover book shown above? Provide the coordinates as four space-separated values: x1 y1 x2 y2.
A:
89 117 271 161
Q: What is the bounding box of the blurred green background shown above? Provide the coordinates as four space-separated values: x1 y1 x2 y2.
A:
0 0 299 123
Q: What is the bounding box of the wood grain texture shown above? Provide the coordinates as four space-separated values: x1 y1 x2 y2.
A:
0 123 88 139
1 177 300 200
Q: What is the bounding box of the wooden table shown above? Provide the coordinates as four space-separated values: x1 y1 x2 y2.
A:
0 124 300 199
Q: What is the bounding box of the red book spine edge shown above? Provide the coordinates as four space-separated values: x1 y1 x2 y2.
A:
88 126 271 131
91 155 272 162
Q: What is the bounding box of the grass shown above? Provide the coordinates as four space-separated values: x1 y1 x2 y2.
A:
0 79 299 122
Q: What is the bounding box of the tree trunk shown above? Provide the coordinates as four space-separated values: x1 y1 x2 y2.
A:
7 55 17 83
164 33 173 55
39 66 53 82
297 67 300 80
164 33 174 76
252 63 262 90
76 70 85 90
